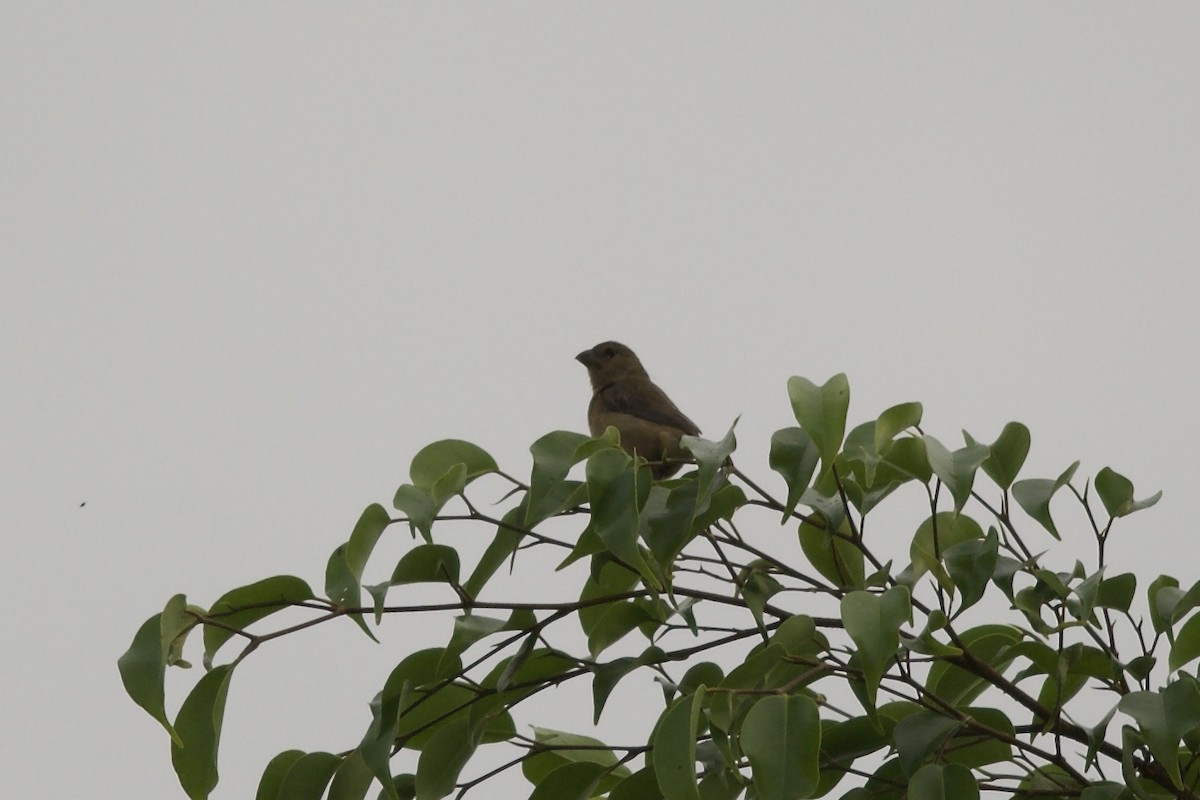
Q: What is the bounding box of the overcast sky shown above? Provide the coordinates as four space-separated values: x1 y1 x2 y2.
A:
3 4 1198 797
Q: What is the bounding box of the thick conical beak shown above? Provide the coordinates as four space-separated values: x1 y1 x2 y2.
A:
575 350 597 368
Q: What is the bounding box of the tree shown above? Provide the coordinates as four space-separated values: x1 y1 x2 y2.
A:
120 373 1188 800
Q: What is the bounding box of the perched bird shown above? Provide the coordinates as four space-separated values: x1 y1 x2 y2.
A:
576 341 700 478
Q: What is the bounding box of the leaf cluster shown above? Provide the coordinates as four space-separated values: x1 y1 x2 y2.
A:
121 374 1193 800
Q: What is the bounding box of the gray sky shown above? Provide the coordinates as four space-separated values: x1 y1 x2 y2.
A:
3 4 1198 797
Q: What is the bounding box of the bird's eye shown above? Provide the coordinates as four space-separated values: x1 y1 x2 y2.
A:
604 346 616 358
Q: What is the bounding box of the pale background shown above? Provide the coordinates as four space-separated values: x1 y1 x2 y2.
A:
3 4 1198 797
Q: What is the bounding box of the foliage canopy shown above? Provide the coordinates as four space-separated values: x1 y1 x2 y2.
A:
122 373 1194 800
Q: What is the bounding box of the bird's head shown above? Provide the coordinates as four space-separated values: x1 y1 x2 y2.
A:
575 341 649 388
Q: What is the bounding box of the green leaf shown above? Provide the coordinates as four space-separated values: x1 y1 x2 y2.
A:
395 682 481 751
770 614 829 660
528 430 593 476
442 613 509 665
1035 569 1070 599
591 647 666 724
1120 726 1154 800
429 463 467 510
481 648 574 708
1084 704 1119 772
118 610 183 746
653 690 705 800
492 630 536 691
967 422 1030 491
840 435 930 515
171 664 234 800
1119 679 1200 788
276 751 341 800
642 483 700 571
942 707 1013 769
338 506 393 623
527 762 607 800
361 648 465 793
556 520 604 573
609 767 664 800
786 374 850 480
820 715 893 775
1081 784 1130 800
527 430 594 526
926 625 1022 707
1015 765 1082 799
1011 583 1053 634
697 767 742 800
415 716 479 800
801 487 848 536
528 480 589 531
1097 573 1137 613
463 505 525 597
899 609 959 658
989 556 1021 602
1149 575 1181 637
393 484 436 542
880 435 932 484
359 691 401 797
586 448 653 584
1012 461 1079 540
523 727 630 794
769 427 820 520
390 544 461 586
858 757 907 800
841 588 910 708
393 774 418 799
327 750 375 800
710 644 797 734
402 441 489 534
909 512 984 590
1070 568 1105 623
526 429 614 528
1037 645 1116 711
1094 466 1162 518
324 544 378 642
476 707 516 746
1170 613 1200 672
160 593 199 669
255 750 304 800
841 421 884 487
579 559 640 640
740 694 820 800
203 575 314 669
679 418 738 507
693 483 746 530
875 402 923 452
679 661 725 698
409 439 497 490
587 600 655 658
924 436 990 513
739 564 784 631
798 514 864 590
943 529 998 613
1125 655 1156 683
345 503 392 587
893 713 958 776
1165 580 1200 627
907 763 979 800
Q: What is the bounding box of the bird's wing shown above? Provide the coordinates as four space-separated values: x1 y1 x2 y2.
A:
601 378 701 435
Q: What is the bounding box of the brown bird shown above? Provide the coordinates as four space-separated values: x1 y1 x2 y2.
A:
576 341 700 478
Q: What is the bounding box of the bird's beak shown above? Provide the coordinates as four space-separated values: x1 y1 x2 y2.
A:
575 350 597 368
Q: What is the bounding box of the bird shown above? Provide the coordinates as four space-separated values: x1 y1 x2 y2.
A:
576 341 700 478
